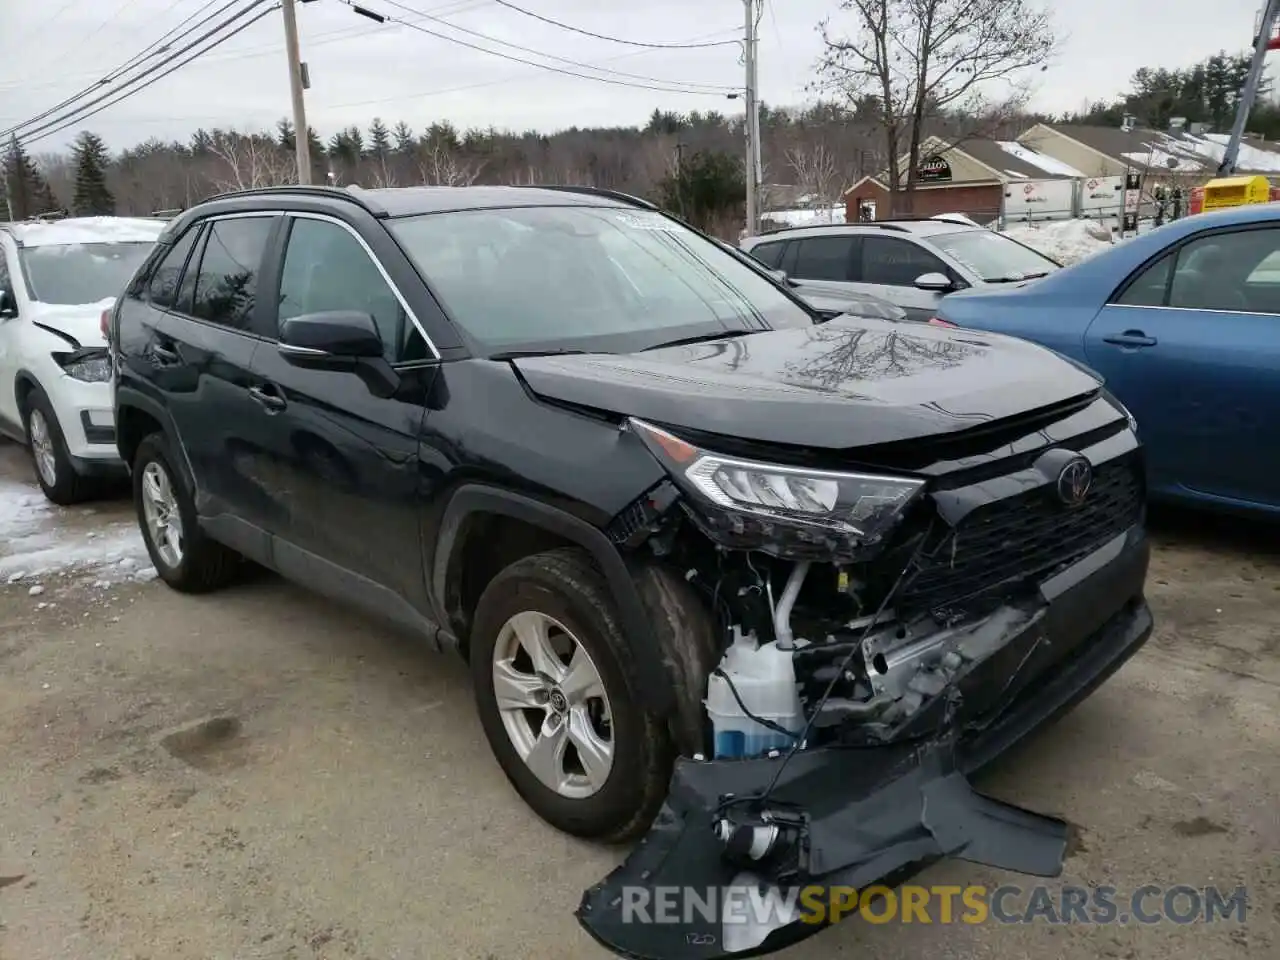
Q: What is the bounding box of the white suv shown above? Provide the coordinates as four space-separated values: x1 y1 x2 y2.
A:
0 216 164 503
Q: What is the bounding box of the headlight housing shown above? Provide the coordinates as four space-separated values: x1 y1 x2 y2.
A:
1102 387 1138 433
629 418 926 560
54 349 112 383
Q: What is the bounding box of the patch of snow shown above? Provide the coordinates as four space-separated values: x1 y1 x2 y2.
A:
29 585 45 597
1194 133 1280 174
761 205 847 227
0 477 149 581
932 212 982 227
1001 218 1117 265
997 141 1086 178
9 216 166 247
1003 169 1028 179
1121 148 1206 172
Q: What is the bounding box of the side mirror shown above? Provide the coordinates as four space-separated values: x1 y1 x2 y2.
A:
768 268 800 288
0 288 16 318
278 311 384 365
913 272 953 292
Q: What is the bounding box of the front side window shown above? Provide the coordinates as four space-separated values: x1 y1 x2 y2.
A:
20 241 155 305
387 205 813 354
790 236 857 282
747 241 787 269
859 236 949 286
278 217 426 362
1114 252 1173 307
147 226 200 309
1167 228 1280 313
926 229 1059 282
189 217 274 330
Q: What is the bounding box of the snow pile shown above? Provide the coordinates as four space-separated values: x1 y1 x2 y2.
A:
10 216 166 247
1000 218 1118 265
761 205 847 227
0 477 154 584
995 141 1085 177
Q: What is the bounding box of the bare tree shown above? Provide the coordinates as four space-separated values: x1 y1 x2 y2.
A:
817 0 1058 213
208 132 295 191
786 142 841 206
418 144 482 185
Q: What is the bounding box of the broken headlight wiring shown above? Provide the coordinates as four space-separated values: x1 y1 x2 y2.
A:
628 417 926 561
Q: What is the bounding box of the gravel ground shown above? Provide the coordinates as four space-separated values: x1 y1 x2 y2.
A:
0 439 1276 960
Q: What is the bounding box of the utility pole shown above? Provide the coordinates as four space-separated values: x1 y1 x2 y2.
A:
1218 0 1280 176
743 0 760 237
281 0 312 184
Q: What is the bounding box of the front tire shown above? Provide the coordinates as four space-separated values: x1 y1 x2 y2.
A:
132 433 239 593
470 548 673 842
23 387 94 505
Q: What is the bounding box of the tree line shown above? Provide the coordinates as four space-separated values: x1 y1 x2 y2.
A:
3 0 1277 231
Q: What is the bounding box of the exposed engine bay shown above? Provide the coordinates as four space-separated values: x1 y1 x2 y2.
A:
577 407 1153 960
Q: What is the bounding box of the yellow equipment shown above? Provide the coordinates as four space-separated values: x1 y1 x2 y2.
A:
1200 174 1272 211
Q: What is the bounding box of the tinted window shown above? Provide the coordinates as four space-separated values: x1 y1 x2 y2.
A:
279 217 425 362
190 217 274 330
928 229 1058 281
0 248 11 292
1169 228 1280 313
148 227 200 308
748 241 787 269
20 242 155 305
860 237 947 286
1115 252 1173 306
387 206 813 354
790 236 856 281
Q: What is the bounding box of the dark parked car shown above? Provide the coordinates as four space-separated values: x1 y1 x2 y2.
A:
109 185 1152 959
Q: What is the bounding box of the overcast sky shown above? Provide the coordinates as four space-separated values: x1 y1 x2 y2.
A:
0 0 1274 152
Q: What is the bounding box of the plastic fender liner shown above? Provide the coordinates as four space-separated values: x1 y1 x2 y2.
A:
433 484 677 717
577 740 1068 960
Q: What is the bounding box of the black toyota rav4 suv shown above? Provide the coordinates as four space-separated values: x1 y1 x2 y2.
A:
109 184 1153 960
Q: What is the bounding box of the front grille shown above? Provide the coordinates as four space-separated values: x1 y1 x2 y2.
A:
899 454 1143 616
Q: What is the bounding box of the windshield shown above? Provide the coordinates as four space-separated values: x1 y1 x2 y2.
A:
928 229 1060 282
20 242 155 305
387 205 814 354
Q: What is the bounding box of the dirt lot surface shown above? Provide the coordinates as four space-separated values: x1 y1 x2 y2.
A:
1 438 1277 960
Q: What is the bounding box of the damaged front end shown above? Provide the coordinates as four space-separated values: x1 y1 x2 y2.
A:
581 411 1153 959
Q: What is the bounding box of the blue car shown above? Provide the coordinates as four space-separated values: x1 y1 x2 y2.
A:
933 204 1280 517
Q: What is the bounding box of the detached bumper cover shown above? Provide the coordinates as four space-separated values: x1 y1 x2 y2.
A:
579 528 1153 960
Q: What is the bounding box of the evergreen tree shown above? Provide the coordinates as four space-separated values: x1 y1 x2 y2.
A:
368 117 391 157
306 126 327 183
72 132 115 215
4 136 61 219
392 121 414 155
276 118 296 151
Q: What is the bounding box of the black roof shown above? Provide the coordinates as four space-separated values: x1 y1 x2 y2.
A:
194 184 653 219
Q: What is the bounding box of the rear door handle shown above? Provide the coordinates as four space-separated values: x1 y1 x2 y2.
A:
151 342 180 364
1103 330 1157 348
248 384 287 413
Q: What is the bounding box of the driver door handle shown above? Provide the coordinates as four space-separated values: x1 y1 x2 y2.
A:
248 384 287 413
1103 330 1157 348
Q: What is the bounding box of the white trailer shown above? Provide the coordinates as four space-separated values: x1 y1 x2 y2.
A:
1003 178 1076 223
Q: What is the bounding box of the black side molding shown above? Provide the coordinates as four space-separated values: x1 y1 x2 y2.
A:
434 484 675 716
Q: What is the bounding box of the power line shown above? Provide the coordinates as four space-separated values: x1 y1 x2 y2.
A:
338 0 736 97
487 0 740 49
378 0 737 92
0 0 235 139
13 2 280 147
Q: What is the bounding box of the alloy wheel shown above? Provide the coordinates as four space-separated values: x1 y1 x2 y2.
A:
491 610 614 799
140 461 184 568
28 410 57 488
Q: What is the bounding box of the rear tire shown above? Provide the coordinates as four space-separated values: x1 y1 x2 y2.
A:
22 387 95 506
470 548 673 842
132 433 239 593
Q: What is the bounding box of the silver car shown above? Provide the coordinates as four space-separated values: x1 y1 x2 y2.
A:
740 218 1062 321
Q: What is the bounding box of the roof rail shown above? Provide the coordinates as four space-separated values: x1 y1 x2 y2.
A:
197 184 388 217
518 184 659 210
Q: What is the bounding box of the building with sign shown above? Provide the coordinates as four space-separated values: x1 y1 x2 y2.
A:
843 136 1076 224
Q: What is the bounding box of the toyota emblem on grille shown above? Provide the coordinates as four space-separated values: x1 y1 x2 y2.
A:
1056 457 1093 507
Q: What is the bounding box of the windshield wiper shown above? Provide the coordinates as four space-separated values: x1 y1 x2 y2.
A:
642 330 755 351
489 348 593 360
986 271 1049 283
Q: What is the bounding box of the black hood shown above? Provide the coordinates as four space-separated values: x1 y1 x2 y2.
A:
513 320 1100 450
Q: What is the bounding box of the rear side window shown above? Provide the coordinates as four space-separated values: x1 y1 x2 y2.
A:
791 236 857 281
147 226 200 309
190 217 274 331
860 236 948 286
748 241 787 269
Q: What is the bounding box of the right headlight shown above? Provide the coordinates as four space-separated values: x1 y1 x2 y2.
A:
629 418 926 559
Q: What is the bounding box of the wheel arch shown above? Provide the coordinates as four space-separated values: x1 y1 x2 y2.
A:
433 485 680 720
113 386 196 493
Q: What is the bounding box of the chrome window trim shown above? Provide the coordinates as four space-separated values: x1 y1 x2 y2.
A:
1102 302 1280 317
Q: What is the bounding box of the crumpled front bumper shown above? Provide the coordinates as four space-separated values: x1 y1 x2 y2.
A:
578 528 1153 960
